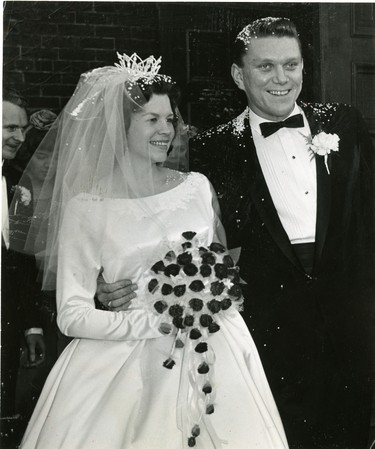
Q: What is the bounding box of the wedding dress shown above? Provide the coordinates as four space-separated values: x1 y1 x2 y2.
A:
20 172 288 449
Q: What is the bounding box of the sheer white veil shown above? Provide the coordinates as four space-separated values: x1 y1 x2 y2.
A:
10 53 189 290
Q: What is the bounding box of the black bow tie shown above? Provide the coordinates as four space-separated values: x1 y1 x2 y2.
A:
259 113 304 138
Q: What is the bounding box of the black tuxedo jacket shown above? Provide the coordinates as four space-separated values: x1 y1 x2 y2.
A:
191 103 374 390
2 162 41 333
1 163 42 418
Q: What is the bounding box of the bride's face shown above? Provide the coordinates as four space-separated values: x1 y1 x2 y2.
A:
127 94 175 164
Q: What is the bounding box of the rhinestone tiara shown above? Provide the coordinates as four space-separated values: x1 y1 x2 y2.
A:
114 52 162 81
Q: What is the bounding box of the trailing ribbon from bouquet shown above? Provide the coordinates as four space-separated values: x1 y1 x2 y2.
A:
146 231 244 447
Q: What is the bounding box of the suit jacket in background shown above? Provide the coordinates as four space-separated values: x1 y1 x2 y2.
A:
1 162 41 418
2 163 41 330
190 102 375 448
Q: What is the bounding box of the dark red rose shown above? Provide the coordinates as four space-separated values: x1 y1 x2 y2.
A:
174 285 186 297
206 404 215 414
183 263 198 276
199 264 212 277
163 358 176 369
202 382 212 394
228 284 242 299
189 298 203 311
182 242 192 250
199 314 213 327
209 242 226 254
207 299 221 314
191 425 200 437
208 322 220 333
198 246 208 255
201 252 216 266
223 254 235 268
164 264 180 277
169 304 184 317
189 328 202 340
154 300 168 314
161 283 173 295
220 298 232 310
214 263 228 280
227 268 240 284
195 342 208 353
177 252 193 266
159 322 172 335
172 316 185 329
175 338 185 348
182 231 196 240
184 315 195 326
210 281 225 296
165 250 176 262
151 260 165 273
148 278 158 293
197 362 209 374
189 280 205 292
188 437 196 447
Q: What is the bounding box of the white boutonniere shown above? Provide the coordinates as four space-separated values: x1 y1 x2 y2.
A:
16 185 32 206
12 185 32 214
305 131 340 174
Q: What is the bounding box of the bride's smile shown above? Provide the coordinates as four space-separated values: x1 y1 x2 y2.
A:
126 93 175 165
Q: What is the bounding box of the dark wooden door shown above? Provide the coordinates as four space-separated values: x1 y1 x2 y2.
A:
319 3 375 141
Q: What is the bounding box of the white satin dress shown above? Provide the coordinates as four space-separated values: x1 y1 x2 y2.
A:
20 172 289 449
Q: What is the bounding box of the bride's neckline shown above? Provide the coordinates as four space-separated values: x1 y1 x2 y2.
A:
77 170 193 201
135 169 189 199
101 170 191 200
153 168 187 195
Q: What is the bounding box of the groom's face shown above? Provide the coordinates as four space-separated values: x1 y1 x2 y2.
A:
231 36 303 121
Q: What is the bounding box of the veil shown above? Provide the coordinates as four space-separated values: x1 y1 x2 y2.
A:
8 54 240 448
9 53 190 290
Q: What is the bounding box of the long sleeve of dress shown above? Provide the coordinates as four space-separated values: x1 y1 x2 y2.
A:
56 196 163 341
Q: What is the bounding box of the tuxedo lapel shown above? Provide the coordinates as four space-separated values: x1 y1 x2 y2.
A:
240 119 302 270
314 155 331 269
303 105 332 272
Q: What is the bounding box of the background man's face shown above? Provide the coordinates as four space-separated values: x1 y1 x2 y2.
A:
2 101 28 160
232 36 303 121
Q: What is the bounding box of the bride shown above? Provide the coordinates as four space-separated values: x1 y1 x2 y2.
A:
18 53 289 449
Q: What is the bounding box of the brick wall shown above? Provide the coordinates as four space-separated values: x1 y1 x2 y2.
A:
3 1 319 124
3 1 160 113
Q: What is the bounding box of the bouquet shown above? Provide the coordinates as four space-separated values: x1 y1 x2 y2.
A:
146 231 244 447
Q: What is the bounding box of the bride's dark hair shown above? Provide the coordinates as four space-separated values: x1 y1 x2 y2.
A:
137 75 181 109
124 75 181 130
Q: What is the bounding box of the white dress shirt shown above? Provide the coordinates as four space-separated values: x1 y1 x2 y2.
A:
250 104 316 244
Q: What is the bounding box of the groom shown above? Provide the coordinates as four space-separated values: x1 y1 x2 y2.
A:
96 17 374 449
190 17 374 449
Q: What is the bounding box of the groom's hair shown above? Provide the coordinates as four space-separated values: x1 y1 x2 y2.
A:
232 17 302 67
